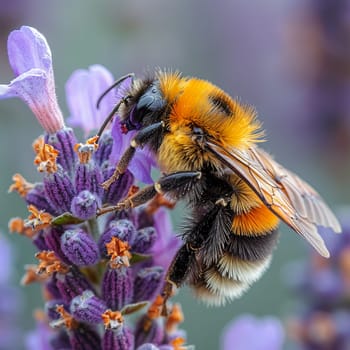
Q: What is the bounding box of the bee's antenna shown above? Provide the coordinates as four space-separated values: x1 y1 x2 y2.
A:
96 73 134 109
96 73 134 140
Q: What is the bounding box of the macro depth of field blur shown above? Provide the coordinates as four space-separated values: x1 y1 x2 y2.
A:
0 1 349 349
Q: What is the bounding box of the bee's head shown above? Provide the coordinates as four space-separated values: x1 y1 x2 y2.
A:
122 81 166 132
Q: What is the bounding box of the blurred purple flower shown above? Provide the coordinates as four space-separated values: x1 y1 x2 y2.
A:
221 314 284 350
0 234 23 350
0 26 64 133
25 316 54 350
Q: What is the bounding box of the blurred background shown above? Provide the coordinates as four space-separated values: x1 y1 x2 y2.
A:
0 0 349 349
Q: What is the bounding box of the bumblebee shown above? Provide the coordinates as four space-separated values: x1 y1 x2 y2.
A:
98 70 341 306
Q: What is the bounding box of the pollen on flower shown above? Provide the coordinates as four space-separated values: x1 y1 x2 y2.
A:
8 173 34 197
24 205 52 232
36 250 69 275
101 309 124 330
55 305 78 330
33 137 59 173
166 303 184 333
142 294 164 332
21 264 48 285
170 336 187 350
105 237 132 268
8 217 36 238
74 136 99 163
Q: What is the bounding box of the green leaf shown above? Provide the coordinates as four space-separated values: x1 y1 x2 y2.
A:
130 252 151 265
121 301 148 315
51 212 85 225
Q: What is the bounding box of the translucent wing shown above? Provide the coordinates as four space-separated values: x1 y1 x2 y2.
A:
206 140 341 258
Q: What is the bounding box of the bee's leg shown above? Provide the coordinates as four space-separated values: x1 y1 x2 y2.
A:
98 171 202 216
102 121 164 189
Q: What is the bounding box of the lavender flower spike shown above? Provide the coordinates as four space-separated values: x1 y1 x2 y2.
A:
0 26 64 133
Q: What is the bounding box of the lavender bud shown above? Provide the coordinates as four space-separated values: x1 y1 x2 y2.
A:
102 267 133 310
44 166 76 213
70 290 106 324
26 183 56 215
134 267 165 303
74 162 103 197
69 324 102 350
71 190 100 220
103 167 134 204
103 327 134 350
99 219 136 257
94 131 113 167
44 227 71 265
32 230 49 251
50 330 71 350
56 268 94 303
135 316 164 347
132 227 157 253
61 228 99 266
45 128 78 175
46 274 62 299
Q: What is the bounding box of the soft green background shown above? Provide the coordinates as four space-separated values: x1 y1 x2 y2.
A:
0 1 348 349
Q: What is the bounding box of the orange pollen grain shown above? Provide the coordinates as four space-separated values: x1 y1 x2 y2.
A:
21 264 47 285
102 309 123 329
170 337 186 350
25 205 53 232
147 295 164 320
8 217 36 238
36 250 69 275
33 138 59 173
56 305 78 330
8 173 34 197
166 303 184 332
105 237 131 268
74 136 99 163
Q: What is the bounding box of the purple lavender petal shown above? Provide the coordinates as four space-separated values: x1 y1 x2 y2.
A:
61 228 100 266
150 208 181 271
69 325 102 350
44 227 71 265
45 128 78 176
25 183 56 215
55 268 94 304
44 299 65 321
74 162 103 198
102 167 134 205
7 26 52 75
43 166 76 213
220 314 285 350
66 65 115 136
103 327 134 350
102 267 133 310
70 290 106 324
94 131 113 167
32 230 49 251
0 69 64 133
50 330 70 350
133 267 164 303
135 316 164 347
132 227 157 254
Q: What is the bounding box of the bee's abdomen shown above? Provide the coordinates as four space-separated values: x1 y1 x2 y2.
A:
190 228 279 306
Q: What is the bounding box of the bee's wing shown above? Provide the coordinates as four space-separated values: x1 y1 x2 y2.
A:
206 141 341 258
